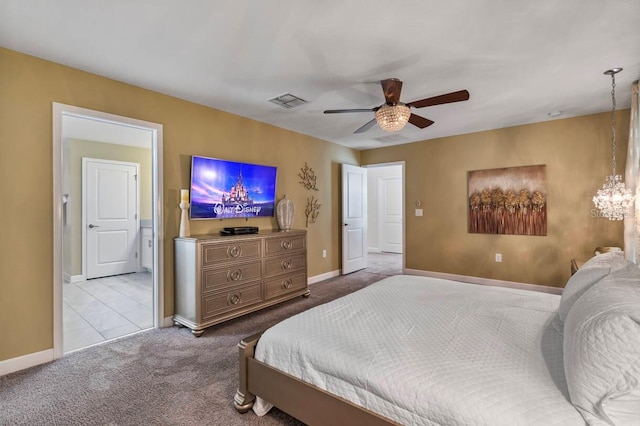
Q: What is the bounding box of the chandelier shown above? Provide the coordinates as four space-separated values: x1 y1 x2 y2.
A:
375 103 411 132
592 68 635 220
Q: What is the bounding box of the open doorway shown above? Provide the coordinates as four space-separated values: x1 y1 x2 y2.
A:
53 104 164 357
365 162 405 276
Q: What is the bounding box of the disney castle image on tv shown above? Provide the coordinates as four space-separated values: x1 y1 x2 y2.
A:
189 156 277 220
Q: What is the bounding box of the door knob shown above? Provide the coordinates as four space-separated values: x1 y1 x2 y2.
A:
88 224 100 228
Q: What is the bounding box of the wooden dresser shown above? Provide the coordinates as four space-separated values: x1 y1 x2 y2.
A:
174 229 308 336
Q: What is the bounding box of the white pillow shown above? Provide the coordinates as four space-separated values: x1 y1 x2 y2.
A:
558 252 629 324
563 264 640 425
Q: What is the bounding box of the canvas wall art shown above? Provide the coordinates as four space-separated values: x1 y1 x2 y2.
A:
468 165 547 236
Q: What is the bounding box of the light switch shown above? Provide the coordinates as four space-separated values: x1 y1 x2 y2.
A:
415 209 423 217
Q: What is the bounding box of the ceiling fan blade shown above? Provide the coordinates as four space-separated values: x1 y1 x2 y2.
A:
354 118 378 134
324 108 375 114
407 90 470 108
381 78 403 105
408 113 435 129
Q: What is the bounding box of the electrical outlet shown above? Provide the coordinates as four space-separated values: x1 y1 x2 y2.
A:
495 253 502 262
322 249 327 258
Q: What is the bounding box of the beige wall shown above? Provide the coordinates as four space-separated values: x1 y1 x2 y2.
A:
65 139 152 277
362 112 629 287
0 46 629 363
0 48 359 361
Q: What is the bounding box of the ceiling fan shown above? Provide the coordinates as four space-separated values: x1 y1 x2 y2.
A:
324 78 470 134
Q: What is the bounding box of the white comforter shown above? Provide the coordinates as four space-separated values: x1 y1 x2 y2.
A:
253 275 586 426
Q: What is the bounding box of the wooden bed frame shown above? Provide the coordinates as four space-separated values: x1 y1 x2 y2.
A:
234 332 399 426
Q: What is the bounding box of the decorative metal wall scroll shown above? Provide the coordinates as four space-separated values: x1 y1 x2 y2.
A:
299 162 321 227
298 162 319 191
305 195 321 227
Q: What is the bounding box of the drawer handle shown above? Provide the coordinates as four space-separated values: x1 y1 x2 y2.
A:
228 294 241 305
281 240 293 250
282 260 292 270
227 269 242 281
228 246 241 258
282 279 293 290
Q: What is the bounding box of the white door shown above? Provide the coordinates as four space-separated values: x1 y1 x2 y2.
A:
380 176 403 253
342 164 367 274
84 158 139 279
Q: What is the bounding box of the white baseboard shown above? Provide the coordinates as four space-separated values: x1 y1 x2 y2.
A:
64 273 83 283
368 247 381 253
0 349 54 377
404 269 563 295
308 270 340 285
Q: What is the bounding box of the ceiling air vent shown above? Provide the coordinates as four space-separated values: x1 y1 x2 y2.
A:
268 93 307 109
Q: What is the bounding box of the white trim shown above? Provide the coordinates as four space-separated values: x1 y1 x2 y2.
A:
63 273 84 283
152 123 165 331
368 247 381 253
405 269 563 295
0 349 54 377
53 103 164 359
52 103 64 359
308 270 341 285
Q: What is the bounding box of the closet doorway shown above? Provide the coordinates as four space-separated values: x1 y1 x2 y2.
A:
365 162 405 276
53 104 164 357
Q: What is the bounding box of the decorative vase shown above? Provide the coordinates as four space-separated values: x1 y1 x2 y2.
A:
276 194 295 231
179 202 191 237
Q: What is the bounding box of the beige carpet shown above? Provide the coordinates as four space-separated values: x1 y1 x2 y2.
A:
0 269 393 426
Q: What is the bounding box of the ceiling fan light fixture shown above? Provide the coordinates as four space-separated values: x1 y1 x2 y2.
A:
375 104 411 132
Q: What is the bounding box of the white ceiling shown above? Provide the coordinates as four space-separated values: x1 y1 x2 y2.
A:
2 0 639 150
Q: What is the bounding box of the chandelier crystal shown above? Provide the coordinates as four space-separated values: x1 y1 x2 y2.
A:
593 174 635 220
375 103 411 132
592 68 635 220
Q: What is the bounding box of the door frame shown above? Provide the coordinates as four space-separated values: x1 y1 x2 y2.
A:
364 161 406 272
52 103 164 359
82 158 140 280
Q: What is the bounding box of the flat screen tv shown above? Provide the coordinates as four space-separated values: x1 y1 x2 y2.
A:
189 155 277 220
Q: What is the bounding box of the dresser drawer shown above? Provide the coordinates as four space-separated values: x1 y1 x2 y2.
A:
201 239 261 266
264 273 307 299
202 259 262 292
264 253 306 277
202 282 263 320
264 234 306 256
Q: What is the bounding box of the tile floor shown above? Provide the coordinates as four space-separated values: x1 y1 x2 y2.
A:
63 271 153 353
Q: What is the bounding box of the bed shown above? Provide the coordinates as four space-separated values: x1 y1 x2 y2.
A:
234 254 640 426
